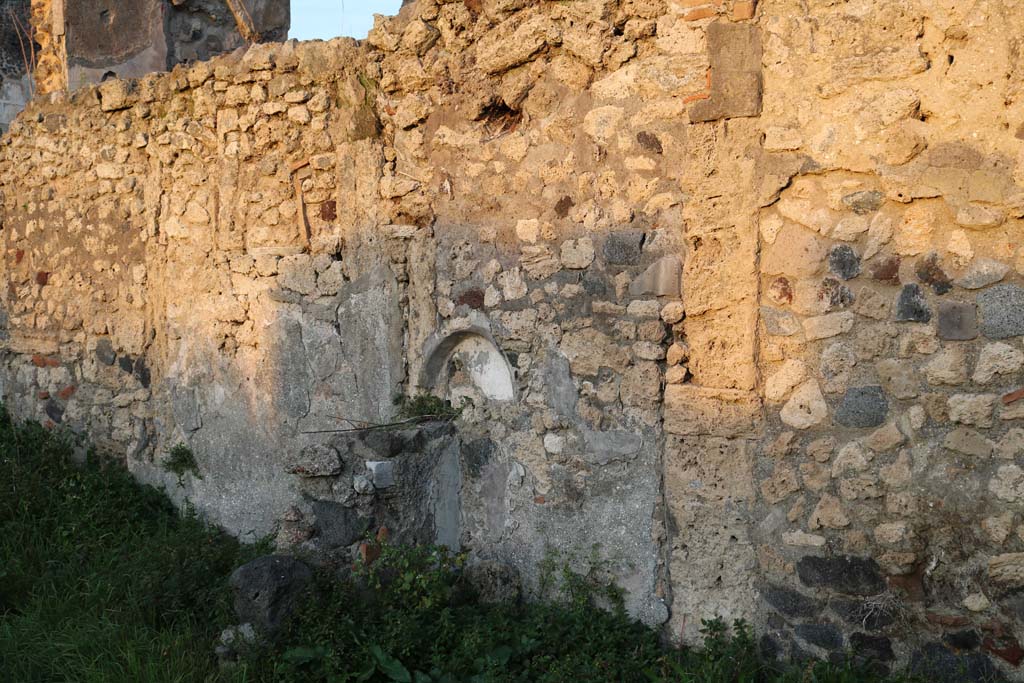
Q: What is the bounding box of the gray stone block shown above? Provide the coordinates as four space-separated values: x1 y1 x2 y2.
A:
895 284 931 323
796 555 886 596
978 284 1024 339
828 245 861 280
834 386 888 428
603 230 645 265
937 301 978 340
366 460 396 488
230 555 312 637
95 338 116 366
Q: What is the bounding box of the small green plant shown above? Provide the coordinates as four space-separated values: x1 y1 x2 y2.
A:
393 393 467 421
163 442 201 483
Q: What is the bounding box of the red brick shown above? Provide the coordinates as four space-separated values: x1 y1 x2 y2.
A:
984 636 1024 666
35 271 49 286
57 385 76 401
1003 387 1024 405
31 354 48 367
732 0 757 20
37 391 50 400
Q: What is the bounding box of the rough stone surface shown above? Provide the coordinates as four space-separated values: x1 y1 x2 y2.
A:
230 555 312 637
895 285 931 323
936 302 979 341
796 556 886 596
828 245 861 281
834 387 889 428
978 285 1024 339
3 0 1024 669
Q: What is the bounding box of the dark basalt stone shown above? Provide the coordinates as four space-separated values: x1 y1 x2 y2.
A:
95 338 116 366
761 582 823 618
818 278 855 310
916 253 953 294
603 230 645 265
119 355 134 374
944 629 982 652
831 597 897 631
834 386 888 428
795 622 843 650
636 131 663 154
44 399 64 424
133 357 151 388
554 195 575 218
230 555 312 638
828 245 861 280
851 633 895 661
896 284 931 323
909 642 1006 683
311 501 371 550
796 555 886 596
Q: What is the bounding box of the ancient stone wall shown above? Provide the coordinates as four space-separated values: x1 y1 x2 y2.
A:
1 0 1024 678
30 0 290 94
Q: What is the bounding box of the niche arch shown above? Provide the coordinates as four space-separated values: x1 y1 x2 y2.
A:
419 326 516 403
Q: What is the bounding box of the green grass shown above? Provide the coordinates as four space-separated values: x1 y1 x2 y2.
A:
0 409 922 682
0 410 259 682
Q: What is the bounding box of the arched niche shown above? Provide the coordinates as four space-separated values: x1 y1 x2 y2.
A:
420 327 515 403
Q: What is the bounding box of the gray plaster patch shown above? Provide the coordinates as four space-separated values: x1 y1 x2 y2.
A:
629 255 682 297
581 429 643 465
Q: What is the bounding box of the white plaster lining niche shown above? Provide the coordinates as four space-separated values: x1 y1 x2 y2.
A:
419 322 516 403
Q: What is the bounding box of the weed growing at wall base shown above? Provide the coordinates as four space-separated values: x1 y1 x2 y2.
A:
0 410 925 682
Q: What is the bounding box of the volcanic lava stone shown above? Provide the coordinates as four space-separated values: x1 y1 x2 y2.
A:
44 399 64 423
869 255 901 284
978 284 1024 339
795 623 844 650
797 555 886 596
831 597 896 631
828 245 861 280
937 301 979 341
851 633 895 661
916 253 953 294
943 629 981 651
603 230 645 265
819 278 855 310
761 582 823 618
896 284 931 323
834 386 888 428
909 643 1007 683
